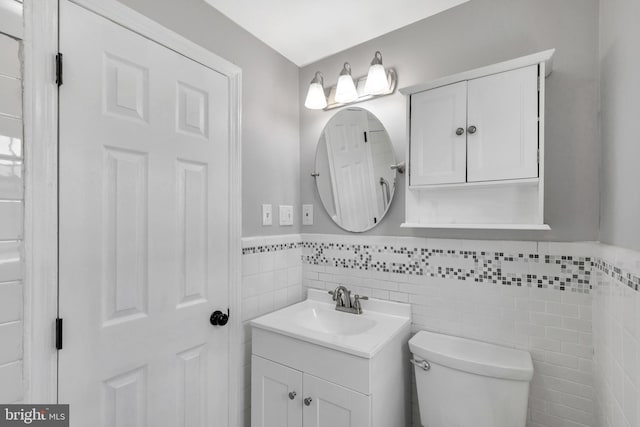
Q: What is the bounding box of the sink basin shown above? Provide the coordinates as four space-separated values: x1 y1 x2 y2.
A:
250 289 411 358
293 306 377 335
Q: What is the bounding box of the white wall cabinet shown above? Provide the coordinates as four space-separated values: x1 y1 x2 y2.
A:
252 355 370 427
401 50 554 229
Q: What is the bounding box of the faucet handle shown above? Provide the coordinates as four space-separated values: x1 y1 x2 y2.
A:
328 289 337 301
353 295 368 314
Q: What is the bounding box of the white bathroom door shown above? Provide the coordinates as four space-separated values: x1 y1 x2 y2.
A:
324 109 378 231
58 2 231 426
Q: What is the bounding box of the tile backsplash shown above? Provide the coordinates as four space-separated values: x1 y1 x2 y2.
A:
239 235 303 427
301 235 595 427
593 244 640 427
240 234 640 427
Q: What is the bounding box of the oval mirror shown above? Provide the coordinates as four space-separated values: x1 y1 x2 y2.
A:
314 108 397 232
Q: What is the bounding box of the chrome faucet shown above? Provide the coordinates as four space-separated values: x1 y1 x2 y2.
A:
333 285 352 309
328 286 369 314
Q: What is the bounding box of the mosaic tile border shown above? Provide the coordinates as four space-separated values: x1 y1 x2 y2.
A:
594 258 640 292
241 242 302 255
300 241 592 293
240 238 640 294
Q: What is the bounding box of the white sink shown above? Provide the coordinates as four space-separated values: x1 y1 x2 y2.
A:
250 289 411 358
293 305 377 336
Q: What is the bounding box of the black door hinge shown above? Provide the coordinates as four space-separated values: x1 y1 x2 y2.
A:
55 318 63 350
55 53 63 87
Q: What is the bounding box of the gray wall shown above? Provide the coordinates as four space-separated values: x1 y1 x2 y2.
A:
598 0 640 252
118 0 301 237
300 0 600 242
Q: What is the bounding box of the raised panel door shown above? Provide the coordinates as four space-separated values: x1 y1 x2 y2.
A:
251 356 303 427
409 81 467 186
467 65 539 182
302 373 370 427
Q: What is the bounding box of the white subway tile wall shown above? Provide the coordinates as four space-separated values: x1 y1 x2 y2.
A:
301 235 596 427
239 235 303 427
238 235 640 427
593 245 640 427
0 30 23 404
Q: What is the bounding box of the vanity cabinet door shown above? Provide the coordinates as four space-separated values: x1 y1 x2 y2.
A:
466 65 539 182
302 373 371 427
409 81 468 186
252 356 303 427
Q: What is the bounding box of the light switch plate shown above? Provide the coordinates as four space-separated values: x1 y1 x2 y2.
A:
302 204 313 225
279 205 293 226
262 204 272 226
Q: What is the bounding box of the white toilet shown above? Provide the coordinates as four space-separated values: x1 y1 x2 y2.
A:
409 331 534 427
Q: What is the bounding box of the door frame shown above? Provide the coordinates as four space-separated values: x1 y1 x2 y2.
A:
23 2 243 426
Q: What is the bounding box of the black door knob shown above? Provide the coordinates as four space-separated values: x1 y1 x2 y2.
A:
210 309 229 326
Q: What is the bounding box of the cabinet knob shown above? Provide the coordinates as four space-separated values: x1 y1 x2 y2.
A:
467 125 477 134
304 397 313 406
455 127 465 136
288 391 297 400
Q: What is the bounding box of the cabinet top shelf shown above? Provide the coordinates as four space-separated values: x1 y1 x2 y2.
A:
400 49 555 96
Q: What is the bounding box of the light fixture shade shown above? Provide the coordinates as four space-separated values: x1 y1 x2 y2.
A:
304 72 327 110
334 63 358 103
364 51 389 95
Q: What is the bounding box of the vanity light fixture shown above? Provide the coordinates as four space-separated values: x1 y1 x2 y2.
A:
334 63 358 103
304 72 327 110
304 51 397 111
364 51 389 95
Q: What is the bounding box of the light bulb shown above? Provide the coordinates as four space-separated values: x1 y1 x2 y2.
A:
364 51 389 95
304 72 327 110
334 63 358 103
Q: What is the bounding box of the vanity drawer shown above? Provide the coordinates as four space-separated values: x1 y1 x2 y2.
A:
252 328 371 395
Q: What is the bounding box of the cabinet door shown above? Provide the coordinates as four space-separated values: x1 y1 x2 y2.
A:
302 373 370 427
409 81 467 186
467 65 539 182
252 356 303 427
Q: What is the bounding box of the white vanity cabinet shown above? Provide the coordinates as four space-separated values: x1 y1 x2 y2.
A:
401 50 554 229
250 290 411 427
252 355 370 427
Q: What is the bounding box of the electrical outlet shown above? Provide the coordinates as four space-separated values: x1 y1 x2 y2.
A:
262 204 272 226
279 205 293 226
302 204 313 225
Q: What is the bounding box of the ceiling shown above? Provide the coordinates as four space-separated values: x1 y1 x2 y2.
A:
203 0 470 66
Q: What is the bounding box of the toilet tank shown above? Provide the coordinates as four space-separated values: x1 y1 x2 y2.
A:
409 331 533 427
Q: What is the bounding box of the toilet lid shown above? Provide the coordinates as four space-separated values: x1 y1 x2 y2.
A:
409 330 534 381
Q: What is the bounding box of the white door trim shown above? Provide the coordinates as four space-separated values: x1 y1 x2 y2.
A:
23 0 60 404
24 3 243 426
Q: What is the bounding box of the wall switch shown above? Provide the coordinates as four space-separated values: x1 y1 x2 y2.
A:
262 204 272 226
279 205 293 226
302 204 313 225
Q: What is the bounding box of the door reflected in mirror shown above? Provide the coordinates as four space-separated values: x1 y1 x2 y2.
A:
314 108 397 232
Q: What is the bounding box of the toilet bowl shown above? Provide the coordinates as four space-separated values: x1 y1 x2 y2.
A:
409 331 534 427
